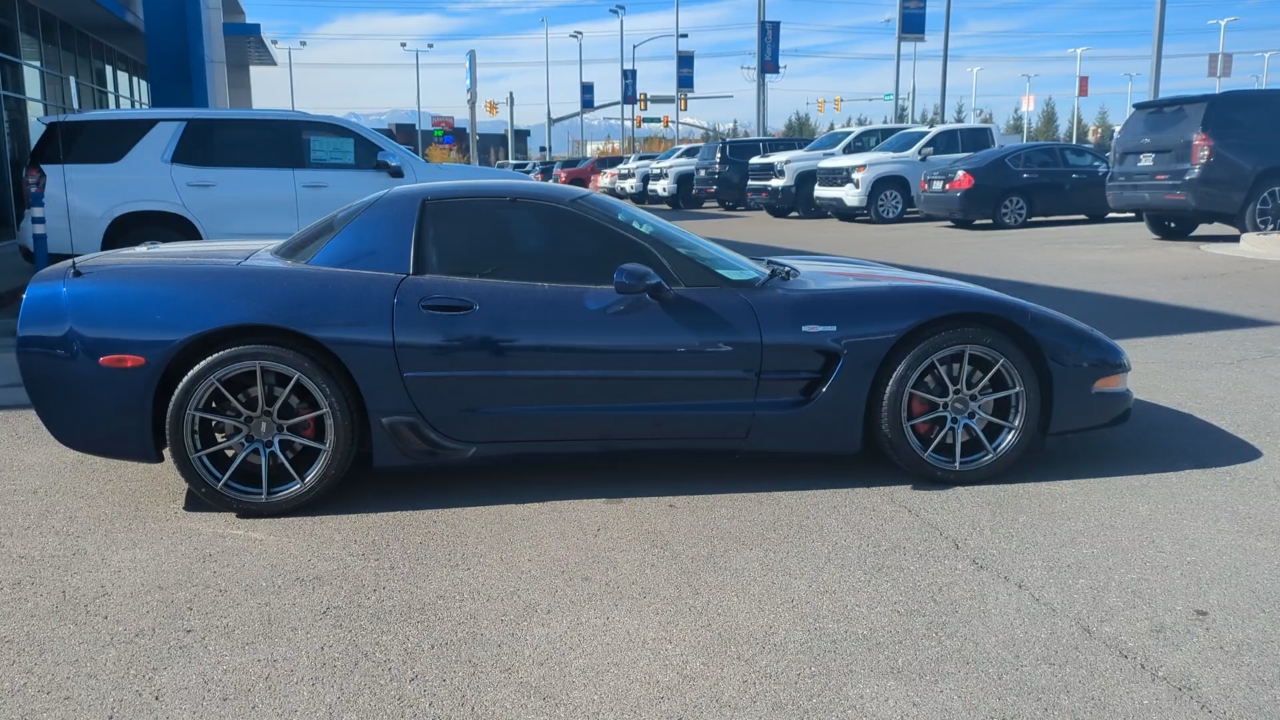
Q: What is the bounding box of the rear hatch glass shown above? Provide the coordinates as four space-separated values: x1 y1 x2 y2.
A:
696 143 721 163
1114 101 1207 170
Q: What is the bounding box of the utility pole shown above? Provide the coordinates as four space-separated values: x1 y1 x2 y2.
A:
893 0 902 123
400 42 433 157
939 0 952 121
909 41 918 121
610 6 626 154
507 91 516 160
1020 73 1037 143
570 31 585 154
541 17 552 159
756 0 766 135
1258 51 1278 89
1208 17 1239 93
966 67 981 123
1150 0 1166 100
466 50 479 166
674 0 680 142
1068 47 1090 144
270 39 306 110
1122 72 1141 118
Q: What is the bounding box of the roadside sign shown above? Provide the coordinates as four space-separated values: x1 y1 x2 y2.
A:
1077 76 1089 98
677 50 695 92
883 92 895 102
899 0 927 42
431 116 455 130
581 81 595 110
641 116 663 124
1209 52 1234 78
759 21 780 74
623 69 637 105
1021 94 1035 112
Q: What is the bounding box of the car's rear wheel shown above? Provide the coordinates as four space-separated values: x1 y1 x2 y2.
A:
1144 213 1199 240
717 198 740 210
764 205 792 218
677 177 702 209
949 219 976 228
664 198 680 209
1243 178 1280 233
166 345 357 515
832 211 859 223
868 182 909 224
795 178 827 219
873 326 1041 484
993 193 1030 229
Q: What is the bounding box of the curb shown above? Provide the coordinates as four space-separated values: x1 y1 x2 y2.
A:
1202 232 1280 262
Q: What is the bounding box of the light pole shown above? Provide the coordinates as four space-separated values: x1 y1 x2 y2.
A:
608 6 626 155
1019 73 1037 143
631 32 687 152
909 41 919 121
1122 71 1141 118
1255 51 1277 89
1068 47 1090 144
1250 73 1262 89
270 39 306 110
674 0 681 141
569 31 584 154
541 17 552 160
1208 17 1239 93
966 67 981 123
400 42 433 157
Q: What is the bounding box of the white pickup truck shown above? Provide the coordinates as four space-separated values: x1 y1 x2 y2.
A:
645 143 705 208
745 124 917 218
813 123 1020 223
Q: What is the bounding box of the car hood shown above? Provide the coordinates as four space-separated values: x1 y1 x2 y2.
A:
818 150 902 168
74 240 278 268
765 255 992 292
751 149 808 164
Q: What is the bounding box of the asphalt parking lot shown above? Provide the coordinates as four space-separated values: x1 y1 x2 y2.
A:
3 210 1279 719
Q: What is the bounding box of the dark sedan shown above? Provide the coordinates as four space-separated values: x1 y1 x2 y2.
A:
918 142 1112 229
16 181 1131 515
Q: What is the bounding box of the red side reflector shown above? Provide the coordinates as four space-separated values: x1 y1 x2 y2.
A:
99 354 147 369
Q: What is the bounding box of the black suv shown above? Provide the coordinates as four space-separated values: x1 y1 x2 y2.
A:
693 137 810 210
1107 89 1280 238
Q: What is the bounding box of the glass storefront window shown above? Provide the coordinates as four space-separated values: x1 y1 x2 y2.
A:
0 0 19 61
115 66 130 107
37 10 57 73
17 1 39 65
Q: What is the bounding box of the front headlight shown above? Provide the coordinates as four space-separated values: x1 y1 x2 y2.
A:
851 165 868 174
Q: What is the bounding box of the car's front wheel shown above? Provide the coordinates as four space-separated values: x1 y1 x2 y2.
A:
1243 177 1280 233
873 326 1042 484
868 182 909 224
764 205 792 218
993 193 1031 229
1144 213 1199 240
166 344 358 515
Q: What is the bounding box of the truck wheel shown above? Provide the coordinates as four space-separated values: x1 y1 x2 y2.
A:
1243 177 1280 233
795 178 827 219
677 177 702 209
832 211 860 223
764 205 792 218
664 198 680 209
868 182 908 224
1144 213 1199 240
717 198 740 211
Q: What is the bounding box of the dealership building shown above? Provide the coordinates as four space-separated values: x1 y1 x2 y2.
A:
0 0 274 241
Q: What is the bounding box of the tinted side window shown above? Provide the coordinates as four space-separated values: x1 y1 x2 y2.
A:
274 190 385 263
422 199 672 287
299 121 382 170
924 130 961 155
598 156 623 169
30 120 158 165
173 119 298 169
846 130 880 153
727 142 762 160
1209 96 1279 140
959 128 994 153
1061 146 1108 169
1013 147 1061 169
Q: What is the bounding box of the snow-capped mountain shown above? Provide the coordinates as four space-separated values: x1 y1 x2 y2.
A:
341 109 732 145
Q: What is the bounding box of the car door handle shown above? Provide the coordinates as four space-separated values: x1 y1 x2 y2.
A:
185 180 217 187
301 182 329 188
420 296 478 314
1071 173 1090 178
1021 173 1039 178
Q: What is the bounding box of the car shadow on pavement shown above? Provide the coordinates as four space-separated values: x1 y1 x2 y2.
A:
241 398 1258 517
712 238 1276 342
946 215 1141 232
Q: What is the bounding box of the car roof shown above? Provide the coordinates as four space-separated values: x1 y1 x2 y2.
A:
383 178 593 203
1132 88 1280 110
40 107 316 123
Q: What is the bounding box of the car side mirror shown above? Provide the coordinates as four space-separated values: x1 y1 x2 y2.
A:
614 263 674 301
376 151 405 179
919 147 934 160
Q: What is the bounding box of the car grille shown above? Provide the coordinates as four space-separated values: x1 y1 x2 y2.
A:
748 162 776 182
817 167 850 188
653 168 668 180
617 168 634 180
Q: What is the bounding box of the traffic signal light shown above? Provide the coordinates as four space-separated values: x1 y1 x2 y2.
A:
635 115 643 129
485 99 498 117
638 92 648 111
662 115 670 129
679 93 688 112
834 96 842 113
817 98 825 114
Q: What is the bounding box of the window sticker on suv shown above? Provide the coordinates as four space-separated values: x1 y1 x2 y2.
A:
310 136 356 165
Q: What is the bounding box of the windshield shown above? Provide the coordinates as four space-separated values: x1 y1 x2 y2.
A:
577 194 768 286
653 146 682 162
873 129 930 153
696 143 720 161
805 130 854 152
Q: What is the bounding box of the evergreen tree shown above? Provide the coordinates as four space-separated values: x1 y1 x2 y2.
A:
854 113 871 126
952 98 967 123
728 119 741 138
895 101 910 123
1062 107 1090 144
1031 96 1061 142
977 108 995 124
1091 104 1115 152
1002 105 1025 137
826 119 837 133
781 110 818 139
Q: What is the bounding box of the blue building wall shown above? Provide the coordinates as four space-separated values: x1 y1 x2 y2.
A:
140 0 210 107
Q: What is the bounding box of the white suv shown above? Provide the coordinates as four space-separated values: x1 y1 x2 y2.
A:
19 108 523 259
745 124 917 218
813 123 1017 223
647 143 704 208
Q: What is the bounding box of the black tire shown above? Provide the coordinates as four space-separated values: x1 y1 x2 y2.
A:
949 219 977 228
992 192 1031 229
794 178 827 219
717 198 740 211
677 177 701 209
1242 176 1280 233
867 181 909 224
631 193 649 205
833 211 860 223
1144 213 1199 240
664 198 680 209
166 344 358 516
764 205 792 218
872 326 1042 485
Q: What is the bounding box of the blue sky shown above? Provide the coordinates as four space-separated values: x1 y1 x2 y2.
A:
240 0 1280 136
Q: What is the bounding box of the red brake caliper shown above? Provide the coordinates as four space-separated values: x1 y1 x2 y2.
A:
909 395 935 439
294 404 317 439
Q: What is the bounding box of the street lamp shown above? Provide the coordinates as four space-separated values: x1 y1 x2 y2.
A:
1067 47 1091 144
631 32 687 152
1122 71 1141 118
609 5 626 155
270 39 306 110
1256 51 1278 89
541 17 552 160
569 31 584 155
1019 73 1038 143
1250 73 1262 89
400 42 433 157
965 67 982 123
1207 17 1239 93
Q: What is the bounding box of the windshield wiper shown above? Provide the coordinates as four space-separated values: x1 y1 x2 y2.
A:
756 258 799 285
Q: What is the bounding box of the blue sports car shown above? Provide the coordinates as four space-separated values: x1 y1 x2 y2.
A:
16 180 1132 515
